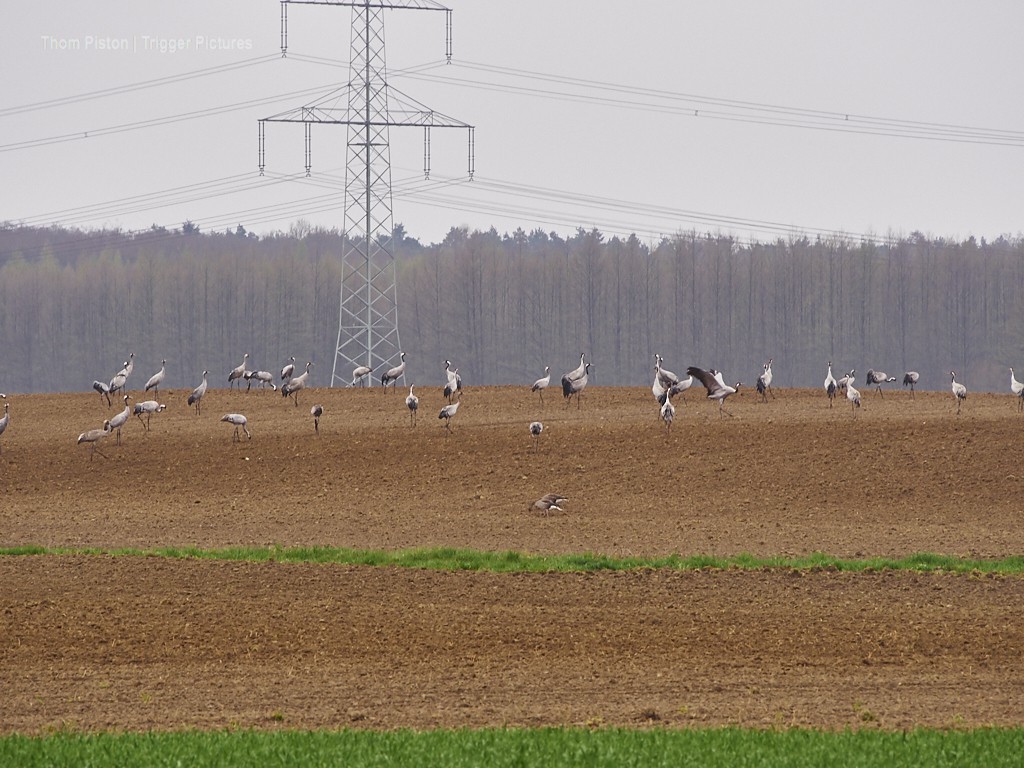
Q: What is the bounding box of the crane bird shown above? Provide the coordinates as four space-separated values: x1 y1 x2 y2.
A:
660 388 675 433
950 371 967 415
350 365 373 387
1010 368 1024 412
77 420 112 460
133 399 166 430
381 352 406 391
108 362 129 397
245 370 277 392
282 361 313 406
531 366 551 405
652 365 668 406
109 394 131 445
405 384 419 426
560 353 587 396
187 371 208 415
221 413 251 441
311 403 324 434
686 366 741 418
846 378 862 415
756 358 775 402
655 354 680 389
145 360 167 395
529 420 543 450
438 391 461 432
92 380 112 407
902 371 920 398
228 353 249 389
865 369 897 397
531 492 568 514
121 352 135 380
280 356 296 382
824 361 838 407
668 372 693 403
563 362 591 409
837 369 856 391
443 361 462 403
0 400 9 455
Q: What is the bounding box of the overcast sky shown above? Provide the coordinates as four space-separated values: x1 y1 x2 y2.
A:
3 1 1023 246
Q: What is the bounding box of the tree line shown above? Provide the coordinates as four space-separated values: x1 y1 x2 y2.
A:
1 222 1022 395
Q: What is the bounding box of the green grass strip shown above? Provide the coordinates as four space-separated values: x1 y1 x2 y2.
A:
2 727 1024 767
3 544 1024 575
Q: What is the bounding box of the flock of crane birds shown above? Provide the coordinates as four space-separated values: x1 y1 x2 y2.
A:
1 350 1024 461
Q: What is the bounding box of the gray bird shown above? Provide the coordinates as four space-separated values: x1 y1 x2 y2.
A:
531 367 551 405
133 399 167 430
686 366 741 419
381 352 406 391
228 353 249 389
145 360 167 395
531 493 569 513
311 404 324 433
188 371 208 415
405 385 419 426
77 420 113 460
438 391 461 432
109 395 132 445
221 413 251 441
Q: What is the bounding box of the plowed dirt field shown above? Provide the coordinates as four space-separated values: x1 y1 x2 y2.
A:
2 384 1023 732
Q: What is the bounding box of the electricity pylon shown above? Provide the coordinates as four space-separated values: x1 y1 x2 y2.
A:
259 0 474 387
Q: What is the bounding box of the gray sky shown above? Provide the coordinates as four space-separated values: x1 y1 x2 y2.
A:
3 1 1023 246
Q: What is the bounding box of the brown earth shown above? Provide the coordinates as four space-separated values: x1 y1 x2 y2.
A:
2 383 1023 733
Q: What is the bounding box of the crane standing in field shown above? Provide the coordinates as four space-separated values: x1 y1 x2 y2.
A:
133 399 167 430
77 420 112 460
529 420 543 451
846 377 862 416
188 371 208 415
145 360 167 395
281 356 296 383
531 366 551 406
405 384 419 426
1010 368 1024 412
561 353 587 398
837 369 856 392
438 391 462 432
221 413 251 441
282 361 313 406
443 360 462 403
660 388 675 433
563 362 591 409
903 371 920 398
311 404 324 434
381 352 406 391
951 371 967 415
756 358 775 402
824 362 838 407
109 395 131 445
92 380 113 406
350 365 373 387
865 369 897 397
228 353 249 390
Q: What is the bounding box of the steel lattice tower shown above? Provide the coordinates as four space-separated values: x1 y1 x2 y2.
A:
259 0 474 387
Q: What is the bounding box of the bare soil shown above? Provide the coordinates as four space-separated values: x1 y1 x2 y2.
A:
2 384 1023 732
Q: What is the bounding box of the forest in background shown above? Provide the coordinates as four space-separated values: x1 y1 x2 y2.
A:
1 222 1023 395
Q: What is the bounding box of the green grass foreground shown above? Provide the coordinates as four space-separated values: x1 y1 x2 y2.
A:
2 727 1024 767
3 544 1024 575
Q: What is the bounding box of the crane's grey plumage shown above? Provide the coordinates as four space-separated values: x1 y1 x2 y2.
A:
133 399 166 430
865 369 897 397
837 369 856 391
228 353 249 389
221 412 251 441
756 358 775 402
187 371 208 415
282 361 313 406
1010 368 1024 411
652 365 668 407
668 373 693 403
108 362 129 397
563 362 591 409
560 353 587 398
438 391 461 432
350 365 373 387
92 379 112 406
529 420 543 450
381 352 406 391
902 371 920 398
109 394 131 445
532 492 568 514
145 360 166 394
311 403 324 433
824 361 838 407
405 384 419 426
245 370 277 392
77 420 112 460
655 354 679 389
660 388 675 432
687 366 741 418
443 361 462 403
0 401 9 454
951 371 967 415
531 366 551 405
846 378 862 415
281 356 296 382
